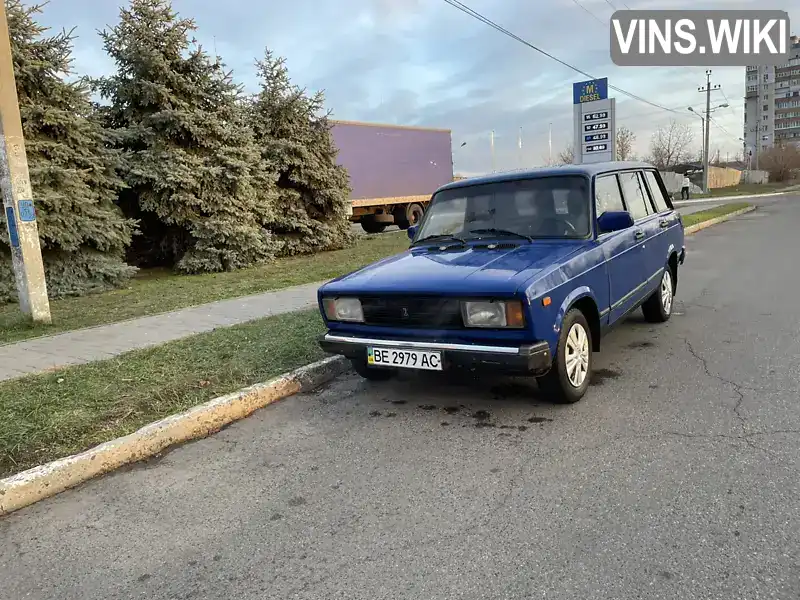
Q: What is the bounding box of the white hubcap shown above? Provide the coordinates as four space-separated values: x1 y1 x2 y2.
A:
661 270 673 314
565 323 590 388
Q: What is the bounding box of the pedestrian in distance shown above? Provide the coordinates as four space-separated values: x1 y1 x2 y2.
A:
681 175 691 200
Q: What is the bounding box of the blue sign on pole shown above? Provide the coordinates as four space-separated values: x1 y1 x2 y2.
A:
573 78 608 104
17 199 36 222
5 206 20 248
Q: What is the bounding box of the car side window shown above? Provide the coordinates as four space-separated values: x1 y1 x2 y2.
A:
618 172 651 221
594 175 624 217
643 170 670 213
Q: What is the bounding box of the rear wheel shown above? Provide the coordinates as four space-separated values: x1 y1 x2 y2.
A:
394 203 424 230
351 358 395 381
361 216 388 234
642 266 674 323
536 309 592 404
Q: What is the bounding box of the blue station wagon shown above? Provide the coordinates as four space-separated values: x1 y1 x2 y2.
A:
317 161 685 403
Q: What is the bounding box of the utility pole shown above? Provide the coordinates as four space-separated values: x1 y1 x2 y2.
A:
518 127 523 169
698 70 720 194
0 2 50 323
548 123 552 165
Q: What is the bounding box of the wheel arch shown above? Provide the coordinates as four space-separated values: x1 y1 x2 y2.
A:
557 287 602 352
666 243 679 295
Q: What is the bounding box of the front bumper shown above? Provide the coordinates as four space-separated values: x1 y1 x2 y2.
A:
319 333 553 376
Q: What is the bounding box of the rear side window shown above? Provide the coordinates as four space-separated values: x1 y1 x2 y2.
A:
594 175 624 216
618 172 651 221
643 170 670 213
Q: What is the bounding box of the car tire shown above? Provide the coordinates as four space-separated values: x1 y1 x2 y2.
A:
536 308 593 404
642 266 674 323
351 358 395 381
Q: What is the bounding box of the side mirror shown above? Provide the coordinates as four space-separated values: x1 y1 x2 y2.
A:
407 225 418 241
597 211 634 233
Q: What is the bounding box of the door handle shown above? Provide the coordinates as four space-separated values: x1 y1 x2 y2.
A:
659 219 669 228
634 230 645 240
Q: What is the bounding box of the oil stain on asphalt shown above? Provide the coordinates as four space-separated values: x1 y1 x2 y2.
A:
627 341 655 349
591 368 622 386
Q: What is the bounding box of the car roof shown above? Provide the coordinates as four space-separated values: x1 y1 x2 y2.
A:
439 161 656 192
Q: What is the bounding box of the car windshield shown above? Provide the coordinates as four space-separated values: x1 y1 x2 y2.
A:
416 175 591 242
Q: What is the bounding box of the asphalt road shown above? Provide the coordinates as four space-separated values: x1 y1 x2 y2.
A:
3 195 800 600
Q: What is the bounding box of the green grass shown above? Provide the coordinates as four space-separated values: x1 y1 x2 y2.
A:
682 202 752 228
0 309 327 478
0 231 410 345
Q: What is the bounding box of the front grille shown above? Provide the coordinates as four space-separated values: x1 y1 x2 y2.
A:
360 296 463 329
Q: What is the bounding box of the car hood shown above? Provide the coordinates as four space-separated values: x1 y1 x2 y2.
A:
323 241 589 296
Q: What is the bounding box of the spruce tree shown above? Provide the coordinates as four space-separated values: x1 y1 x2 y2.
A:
96 0 279 273
0 0 137 303
249 50 352 256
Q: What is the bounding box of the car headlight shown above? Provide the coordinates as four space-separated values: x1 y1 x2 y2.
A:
461 300 525 328
322 297 364 322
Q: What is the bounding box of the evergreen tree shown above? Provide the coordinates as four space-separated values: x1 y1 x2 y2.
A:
249 50 352 256
96 0 279 273
0 0 137 303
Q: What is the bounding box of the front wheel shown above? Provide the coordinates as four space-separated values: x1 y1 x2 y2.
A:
642 267 674 323
536 309 592 404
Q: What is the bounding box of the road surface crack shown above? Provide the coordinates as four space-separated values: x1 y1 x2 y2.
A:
683 339 775 455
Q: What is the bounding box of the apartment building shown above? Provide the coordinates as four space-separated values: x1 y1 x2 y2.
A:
743 35 800 165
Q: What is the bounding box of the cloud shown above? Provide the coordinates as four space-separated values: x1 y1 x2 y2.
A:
34 0 800 173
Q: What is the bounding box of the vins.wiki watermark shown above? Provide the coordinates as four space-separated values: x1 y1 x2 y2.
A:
610 10 791 66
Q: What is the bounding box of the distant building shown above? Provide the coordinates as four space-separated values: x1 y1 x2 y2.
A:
743 35 800 167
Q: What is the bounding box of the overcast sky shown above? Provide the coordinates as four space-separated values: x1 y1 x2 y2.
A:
37 0 799 176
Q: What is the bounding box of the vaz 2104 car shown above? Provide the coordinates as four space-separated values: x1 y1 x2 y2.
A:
318 162 685 403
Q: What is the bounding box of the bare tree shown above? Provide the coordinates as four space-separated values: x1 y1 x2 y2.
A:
615 125 636 161
556 144 574 165
648 119 694 170
759 143 800 182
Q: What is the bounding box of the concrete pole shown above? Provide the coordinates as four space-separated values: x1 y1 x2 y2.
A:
703 71 712 193
490 129 495 172
0 2 50 323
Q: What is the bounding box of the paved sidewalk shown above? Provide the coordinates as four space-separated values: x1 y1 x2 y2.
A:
0 281 325 382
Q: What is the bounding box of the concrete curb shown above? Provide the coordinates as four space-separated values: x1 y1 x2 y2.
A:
0 355 348 517
684 205 757 235
674 186 800 206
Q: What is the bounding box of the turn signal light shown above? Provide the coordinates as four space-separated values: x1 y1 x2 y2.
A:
505 301 525 328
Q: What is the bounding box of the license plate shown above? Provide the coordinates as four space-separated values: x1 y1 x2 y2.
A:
367 347 442 371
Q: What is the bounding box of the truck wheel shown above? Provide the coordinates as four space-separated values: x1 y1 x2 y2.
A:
361 217 388 234
395 203 424 230
536 309 592 404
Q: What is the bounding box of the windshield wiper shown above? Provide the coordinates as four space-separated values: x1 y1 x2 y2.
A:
465 228 533 242
411 233 466 247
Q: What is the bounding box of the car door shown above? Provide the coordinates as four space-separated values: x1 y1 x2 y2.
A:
641 169 681 268
617 171 662 300
594 173 644 325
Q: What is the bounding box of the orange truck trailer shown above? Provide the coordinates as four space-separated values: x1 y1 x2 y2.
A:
329 120 455 233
